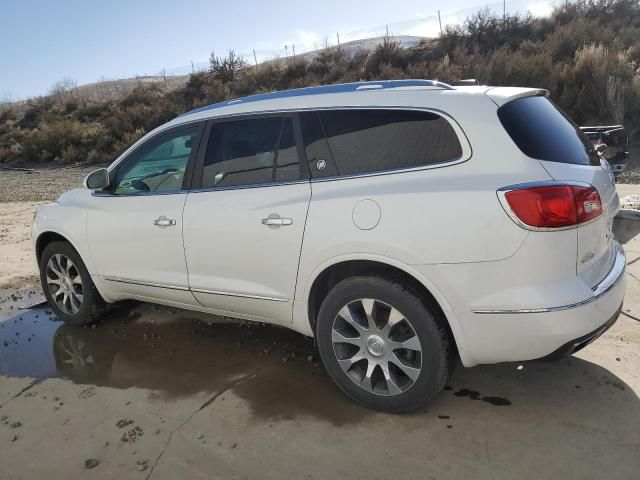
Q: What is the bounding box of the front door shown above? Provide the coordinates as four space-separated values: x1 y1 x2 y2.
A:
183 114 311 323
87 124 203 305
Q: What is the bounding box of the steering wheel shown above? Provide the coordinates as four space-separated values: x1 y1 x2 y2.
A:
130 179 150 192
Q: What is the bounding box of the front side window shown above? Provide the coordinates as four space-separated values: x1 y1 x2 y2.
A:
201 116 300 188
113 127 200 194
301 109 463 178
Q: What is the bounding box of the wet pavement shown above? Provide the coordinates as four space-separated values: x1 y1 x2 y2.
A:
0 303 382 427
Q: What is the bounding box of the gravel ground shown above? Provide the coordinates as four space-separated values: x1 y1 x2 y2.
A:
615 145 640 184
618 166 640 184
0 167 94 203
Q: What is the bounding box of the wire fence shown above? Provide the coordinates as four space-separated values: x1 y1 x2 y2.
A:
165 0 565 76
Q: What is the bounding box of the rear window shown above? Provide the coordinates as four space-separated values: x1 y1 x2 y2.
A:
300 109 462 178
498 96 599 166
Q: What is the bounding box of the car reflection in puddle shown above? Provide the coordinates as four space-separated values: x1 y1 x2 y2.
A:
0 304 370 425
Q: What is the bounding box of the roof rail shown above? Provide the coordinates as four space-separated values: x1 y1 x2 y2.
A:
180 80 454 117
452 79 480 86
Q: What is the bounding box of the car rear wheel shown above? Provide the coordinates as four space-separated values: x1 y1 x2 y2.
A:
316 275 453 412
39 241 107 325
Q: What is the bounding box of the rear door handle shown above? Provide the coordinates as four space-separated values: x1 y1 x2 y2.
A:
262 214 293 227
153 216 176 227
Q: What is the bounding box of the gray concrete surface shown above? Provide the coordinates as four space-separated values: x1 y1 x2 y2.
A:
616 183 640 199
0 188 639 480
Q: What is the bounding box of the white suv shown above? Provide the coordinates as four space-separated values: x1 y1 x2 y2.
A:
32 80 625 412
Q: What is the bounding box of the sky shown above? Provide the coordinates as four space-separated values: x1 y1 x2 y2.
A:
0 0 556 100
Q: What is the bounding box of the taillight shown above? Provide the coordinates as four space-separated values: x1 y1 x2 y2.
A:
503 184 602 228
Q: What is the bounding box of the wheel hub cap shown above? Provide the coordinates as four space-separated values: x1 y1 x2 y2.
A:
61 276 72 291
366 335 385 357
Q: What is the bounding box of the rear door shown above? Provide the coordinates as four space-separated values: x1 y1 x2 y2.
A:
182 114 311 324
497 95 619 287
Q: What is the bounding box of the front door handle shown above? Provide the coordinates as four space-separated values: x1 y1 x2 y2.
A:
153 216 176 227
261 214 293 227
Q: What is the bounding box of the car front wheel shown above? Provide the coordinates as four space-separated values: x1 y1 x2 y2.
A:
39 241 107 325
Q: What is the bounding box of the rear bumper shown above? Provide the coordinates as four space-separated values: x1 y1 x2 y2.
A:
458 242 626 365
472 242 625 314
536 302 621 360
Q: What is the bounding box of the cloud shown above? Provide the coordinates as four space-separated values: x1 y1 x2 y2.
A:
527 1 554 17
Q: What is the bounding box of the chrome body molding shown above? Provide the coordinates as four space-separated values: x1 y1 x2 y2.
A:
103 276 289 302
473 242 625 314
190 287 289 302
102 276 190 291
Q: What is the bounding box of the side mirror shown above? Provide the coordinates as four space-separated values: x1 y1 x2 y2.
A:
83 168 110 190
595 143 608 153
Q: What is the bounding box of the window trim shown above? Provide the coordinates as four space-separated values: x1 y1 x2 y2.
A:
190 112 309 192
94 121 206 198
98 106 471 197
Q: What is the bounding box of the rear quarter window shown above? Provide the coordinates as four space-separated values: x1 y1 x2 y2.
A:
301 109 463 178
498 96 599 166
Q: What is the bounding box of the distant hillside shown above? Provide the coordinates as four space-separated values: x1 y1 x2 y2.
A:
7 35 429 109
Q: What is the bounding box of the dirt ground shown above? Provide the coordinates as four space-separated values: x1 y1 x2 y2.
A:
0 169 639 480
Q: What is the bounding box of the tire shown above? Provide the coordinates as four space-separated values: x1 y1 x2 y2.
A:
39 241 108 325
316 275 453 413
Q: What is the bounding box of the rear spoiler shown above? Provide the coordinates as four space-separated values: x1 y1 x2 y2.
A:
485 87 548 107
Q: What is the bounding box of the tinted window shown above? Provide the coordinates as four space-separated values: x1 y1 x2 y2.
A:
114 127 200 194
498 96 599 166
202 116 300 188
275 118 300 182
301 109 462 178
299 111 339 178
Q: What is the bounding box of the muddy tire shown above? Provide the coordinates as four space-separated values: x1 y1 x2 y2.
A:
316 275 453 413
39 241 108 325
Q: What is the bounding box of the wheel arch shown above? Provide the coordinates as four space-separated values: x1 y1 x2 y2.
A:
35 231 76 263
34 228 114 304
305 257 461 359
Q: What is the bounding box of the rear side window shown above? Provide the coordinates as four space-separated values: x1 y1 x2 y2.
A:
201 116 300 188
300 109 462 178
498 96 599 166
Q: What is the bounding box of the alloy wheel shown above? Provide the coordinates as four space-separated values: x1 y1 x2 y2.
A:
331 298 423 396
46 253 84 314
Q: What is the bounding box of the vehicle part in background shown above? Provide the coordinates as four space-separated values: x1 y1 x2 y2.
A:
581 125 629 176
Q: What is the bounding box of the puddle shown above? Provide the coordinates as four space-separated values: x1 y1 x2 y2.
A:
0 304 370 425
0 308 60 378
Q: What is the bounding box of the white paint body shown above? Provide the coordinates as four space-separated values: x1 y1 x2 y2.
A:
32 84 625 367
